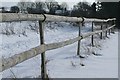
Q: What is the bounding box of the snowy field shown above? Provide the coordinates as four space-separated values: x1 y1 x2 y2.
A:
0 21 118 78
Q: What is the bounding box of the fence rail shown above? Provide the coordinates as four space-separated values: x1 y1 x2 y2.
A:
0 13 83 22
1 24 115 72
0 13 116 79
0 13 115 22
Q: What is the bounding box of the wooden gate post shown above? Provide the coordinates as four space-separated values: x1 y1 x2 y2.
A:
38 21 47 79
77 22 82 55
91 22 94 47
100 22 103 39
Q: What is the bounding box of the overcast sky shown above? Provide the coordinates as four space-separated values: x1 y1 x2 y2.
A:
0 0 95 9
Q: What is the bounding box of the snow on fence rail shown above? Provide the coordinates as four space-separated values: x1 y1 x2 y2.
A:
0 13 116 79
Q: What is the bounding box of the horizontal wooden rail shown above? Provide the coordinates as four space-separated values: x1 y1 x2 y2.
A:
1 45 45 72
45 36 82 50
45 14 83 22
107 18 116 21
84 18 116 22
0 13 116 22
0 13 45 22
0 25 115 72
0 13 83 22
82 25 115 39
84 18 108 22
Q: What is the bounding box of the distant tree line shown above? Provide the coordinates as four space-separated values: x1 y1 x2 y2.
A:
0 0 69 16
70 1 120 28
71 2 119 18
1 1 119 18
0 6 19 13
16 0 70 16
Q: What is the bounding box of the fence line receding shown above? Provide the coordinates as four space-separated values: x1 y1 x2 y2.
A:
0 13 116 79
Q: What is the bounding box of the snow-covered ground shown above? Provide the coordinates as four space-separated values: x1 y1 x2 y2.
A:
0 21 118 78
47 31 118 78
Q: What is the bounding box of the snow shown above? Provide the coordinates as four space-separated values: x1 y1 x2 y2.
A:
0 21 118 78
47 32 118 78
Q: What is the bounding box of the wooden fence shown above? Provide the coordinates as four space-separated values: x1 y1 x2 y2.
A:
0 13 116 79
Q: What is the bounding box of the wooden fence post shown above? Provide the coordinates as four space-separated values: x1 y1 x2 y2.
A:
38 21 47 79
105 23 108 37
77 22 82 55
100 22 103 39
108 21 111 35
91 22 94 47
110 21 114 33
112 20 115 33
107 21 110 35
109 29 111 35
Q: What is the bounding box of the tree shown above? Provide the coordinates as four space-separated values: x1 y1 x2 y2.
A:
27 0 49 14
34 0 49 13
77 2 91 12
91 2 96 18
45 0 58 14
17 0 27 13
10 6 20 13
116 1 120 29
34 0 43 9
60 2 68 10
96 2 118 19
17 0 32 13
71 2 92 17
1 7 5 13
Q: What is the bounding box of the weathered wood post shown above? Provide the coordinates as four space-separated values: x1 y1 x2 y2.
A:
100 22 103 39
112 20 115 33
110 21 113 33
114 19 116 31
108 21 111 35
91 22 94 47
77 22 85 65
77 22 82 55
38 21 47 79
111 20 114 33
109 29 111 35
105 22 108 37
